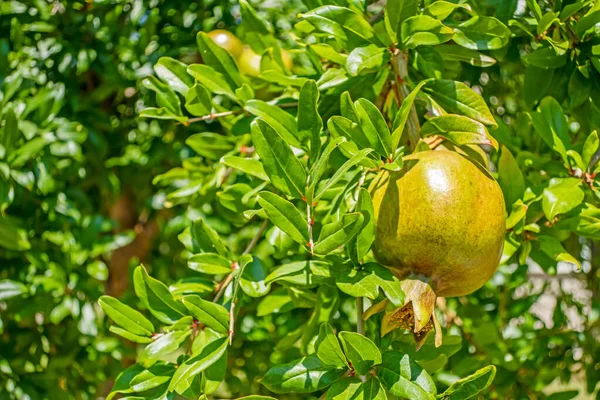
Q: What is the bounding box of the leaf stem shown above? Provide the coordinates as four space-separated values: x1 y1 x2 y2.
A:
213 219 269 303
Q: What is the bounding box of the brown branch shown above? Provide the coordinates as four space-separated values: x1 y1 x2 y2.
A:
184 102 299 125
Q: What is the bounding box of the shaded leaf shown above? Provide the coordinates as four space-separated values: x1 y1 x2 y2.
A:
338 331 382 375
251 119 306 198
261 354 346 394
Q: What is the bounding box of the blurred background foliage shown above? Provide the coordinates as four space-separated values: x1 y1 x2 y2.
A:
0 0 599 399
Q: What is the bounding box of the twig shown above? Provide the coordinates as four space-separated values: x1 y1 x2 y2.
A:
184 102 299 125
213 272 234 303
243 219 269 255
307 200 314 256
356 297 366 383
185 109 246 125
228 302 235 345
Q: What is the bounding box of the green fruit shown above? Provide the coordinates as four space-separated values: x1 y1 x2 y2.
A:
238 46 262 77
207 30 243 59
371 150 506 297
238 47 294 77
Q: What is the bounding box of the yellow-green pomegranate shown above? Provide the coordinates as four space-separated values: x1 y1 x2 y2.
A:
369 150 506 347
372 150 505 296
207 30 244 59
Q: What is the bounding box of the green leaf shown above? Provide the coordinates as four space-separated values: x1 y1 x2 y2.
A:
497 146 525 209
0 216 30 251
258 191 308 245
401 16 454 48
257 287 313 316
355 98 391 158
575 6 600 38
421 115 498 149
328 116 372 152
385 0 418 43
183 295 229 333
251 119 306 198
315 323 347 368
376 352 436 400
314 212 364 255
266 260 333 286
188 253 232 275
142 75 182 116
363 378 387 400
568 69 591 109
107 364 145 400
245 100 300 148
1 107 19 155
8 136 52 168
185 84 212 116
310 43 348 65
301 6 381 49
425 1 470 20
414 46 444 79
139 329 192 368
423 79 496 126
338 331 382 375
169 337 229 394
346 45 390 76
297 80 323 153
133 266 187 325
129 364 175 393
522 46 567 69
538 235 581 269
192 218 230 257
542 178 585 220
391 334 462 374
139 107 188 123
435 45 496 67
239 0 278 54
196 31 243 89
308 136 346 190
99 295 154 336
315 148 372 200
391 80 427 152
109 327 153 344
187 64 237 99
261 354 346 394
0 279 27 300
581 130 598 169
186 133 235 160
221 156 269 181
530 97 570 161
440 365 496 399
202 351 227 394
326 377 363 400
335 262 404 306
239 256 270 298
154 57 194 95
537 11 559 35
452 16 510 50
349 188 375 263
524 66 554 107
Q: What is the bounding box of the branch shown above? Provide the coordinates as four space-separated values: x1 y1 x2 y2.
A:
391 50 421 151
213 220 269 303
307 200 314 256
356 297 366 383
185 102 299 125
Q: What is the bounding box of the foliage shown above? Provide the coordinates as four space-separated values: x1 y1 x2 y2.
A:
1 0 599 399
